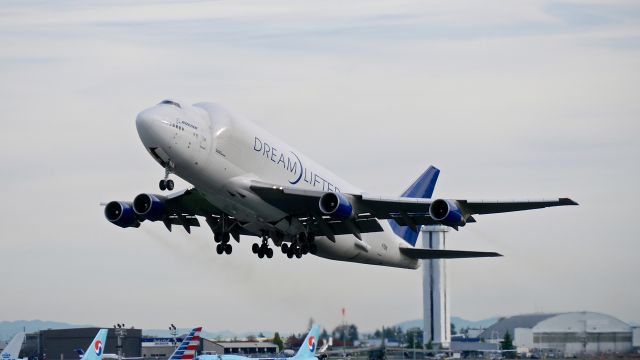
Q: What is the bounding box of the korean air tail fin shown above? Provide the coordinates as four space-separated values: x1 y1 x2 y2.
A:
168 327 202 360
1 332 25 360
81 329 108 360
389 165 440 246
292 325 321 360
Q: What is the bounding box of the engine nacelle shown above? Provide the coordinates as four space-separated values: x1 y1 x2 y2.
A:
429 199 466 227
133 193 166 221
104 201 140 228
319 192 353 220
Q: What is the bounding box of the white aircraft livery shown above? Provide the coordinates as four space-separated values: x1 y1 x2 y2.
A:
1 332 25 360
104 100 577 269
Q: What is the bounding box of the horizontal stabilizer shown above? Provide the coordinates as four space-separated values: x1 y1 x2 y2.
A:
400 247 502 259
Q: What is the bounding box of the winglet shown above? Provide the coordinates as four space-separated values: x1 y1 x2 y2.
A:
559 198 579 206
389 165 440 246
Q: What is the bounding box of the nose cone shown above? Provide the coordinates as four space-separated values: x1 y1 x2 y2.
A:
136 107 168 148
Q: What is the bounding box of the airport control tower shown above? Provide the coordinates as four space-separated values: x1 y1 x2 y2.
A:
421 225 451 349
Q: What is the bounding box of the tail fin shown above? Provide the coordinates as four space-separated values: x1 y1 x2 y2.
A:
1 332 25 360
168 327 202 360
292 325 321 360
81 329 108 360
389 165 440 246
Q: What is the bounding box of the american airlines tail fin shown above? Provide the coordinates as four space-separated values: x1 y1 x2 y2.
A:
389 165 440 246
168 327 202 360
1 332 25 360
292 325 321 360
81 329 108 360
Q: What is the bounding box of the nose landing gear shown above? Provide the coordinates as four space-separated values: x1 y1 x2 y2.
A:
159 162 175 191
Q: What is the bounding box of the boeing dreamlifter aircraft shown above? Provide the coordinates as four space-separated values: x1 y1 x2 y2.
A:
104 100 577 269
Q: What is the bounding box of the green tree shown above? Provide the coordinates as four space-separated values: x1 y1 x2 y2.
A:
272 332 284 351
332 324 359 342
451 323 457 335
404 327 423 349
500 331 516 359
246 334 257 342
320 328 330 341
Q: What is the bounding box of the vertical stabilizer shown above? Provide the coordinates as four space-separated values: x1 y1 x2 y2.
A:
389 165 440 246
169 327 202 360
292 325 321 360
1 332 25 360
81 329 108 360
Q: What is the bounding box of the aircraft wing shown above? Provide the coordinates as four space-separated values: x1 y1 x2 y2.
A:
139 189 254 237
249 181 577 234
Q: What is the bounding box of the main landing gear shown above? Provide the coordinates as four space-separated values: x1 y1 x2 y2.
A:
159 163 174 191
252 235 274 259
281 232 317 259
214 231 232 255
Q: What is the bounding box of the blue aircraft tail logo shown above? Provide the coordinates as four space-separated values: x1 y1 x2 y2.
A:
389 165 440 246
94 341 103 356
307 336 316 352
82 329 108 360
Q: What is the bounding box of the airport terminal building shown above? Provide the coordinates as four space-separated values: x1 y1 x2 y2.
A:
480 312 638 356
23 328 142 360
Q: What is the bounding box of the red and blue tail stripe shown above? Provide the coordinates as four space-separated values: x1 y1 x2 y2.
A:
169 327 202 360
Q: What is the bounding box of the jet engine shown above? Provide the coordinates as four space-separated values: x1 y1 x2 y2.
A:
104 201 140 228
133 193 166 221
319 192 353 220
429 199 466 227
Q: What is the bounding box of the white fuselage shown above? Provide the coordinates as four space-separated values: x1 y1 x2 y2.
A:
135 101 419 269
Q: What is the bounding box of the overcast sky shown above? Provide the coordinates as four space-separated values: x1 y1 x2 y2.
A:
1 0 639 335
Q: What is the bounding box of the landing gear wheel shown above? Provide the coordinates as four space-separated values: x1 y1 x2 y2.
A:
252 243 260 254
295 249 302 259
214 232 221 243
258 250 265 259
223 232 231 242
286 249 294 259
159 180 166 191
216 243 223 254
300 243 309 255
309 243 318 254
266 248 273 258
281 243 289 253
224 243 232 255
166 179 174 191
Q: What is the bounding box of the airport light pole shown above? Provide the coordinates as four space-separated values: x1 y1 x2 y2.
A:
113 323 127 359
169 325 178 350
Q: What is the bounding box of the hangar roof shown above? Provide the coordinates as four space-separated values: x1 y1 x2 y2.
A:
534 311 631 333
480 314 558 340
481 312 632 340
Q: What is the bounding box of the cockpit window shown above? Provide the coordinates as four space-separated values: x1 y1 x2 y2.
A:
159 99 182 108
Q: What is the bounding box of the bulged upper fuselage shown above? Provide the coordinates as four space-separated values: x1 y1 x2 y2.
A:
135 100 419 269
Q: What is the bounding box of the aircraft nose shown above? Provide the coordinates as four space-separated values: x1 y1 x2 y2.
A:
136 107 168 148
